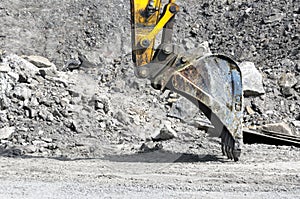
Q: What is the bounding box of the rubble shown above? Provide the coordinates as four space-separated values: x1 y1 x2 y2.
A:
0 0 299 159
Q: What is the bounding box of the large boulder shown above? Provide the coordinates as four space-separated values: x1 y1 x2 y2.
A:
239 61 265 97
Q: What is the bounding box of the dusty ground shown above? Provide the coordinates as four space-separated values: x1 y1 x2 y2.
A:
0 143 299 199
0 0 300 198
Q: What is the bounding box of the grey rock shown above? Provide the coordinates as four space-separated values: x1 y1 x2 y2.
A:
139 141 163 152
41 137 53 143
12 84 32 101
7 72 19 82
152 122 177 141
102 98 111 114
23 55 56 69
95 101 104 110
292 121 300 128
263 13 286 23
183 38 197 50
168 97 198 122
24 145 37 153
0 63 11 73
114 110 130 125
278 73 297 88
296 60 300 72
78 50 101 68
190 119 214 130
0 127 15 140
262 122 293 135
63 59 81 71
24 106 37 118
281 87 294 97
5 54 39 75
187 41 212 57
290 104 296 112
239 61 265 96
32 140 48 147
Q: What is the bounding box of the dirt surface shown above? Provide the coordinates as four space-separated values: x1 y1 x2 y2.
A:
0 143 300 199
0 0 300 198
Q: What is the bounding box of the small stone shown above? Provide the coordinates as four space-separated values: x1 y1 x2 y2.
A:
152 122 177 141
0 127 15 139
262 122 293 135
0 63 11 73
278 73 297 88
281 87 294 97
139 141 163 152
7 72 19 81
168 97 199 122
78 50 101 68
263 13 286 24
167 98 178 103
290 104 296 112
190 119 213 130
246 106 255 115
183 38 196 50
32 140 48 147
41 137 53 143
23 55 56 68
24 145 37 153
114 110 130 125
12 85 32 101
239 61 265 96
292 121 300 128
95 101 104 110
295 60 300 72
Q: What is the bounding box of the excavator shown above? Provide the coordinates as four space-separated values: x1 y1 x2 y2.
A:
130 0 243 161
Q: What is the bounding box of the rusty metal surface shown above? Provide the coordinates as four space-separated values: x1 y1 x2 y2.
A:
165 55 243 160
172 55 243 137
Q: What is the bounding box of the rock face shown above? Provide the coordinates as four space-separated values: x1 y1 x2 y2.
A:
0 0 299 158
239 61 265 97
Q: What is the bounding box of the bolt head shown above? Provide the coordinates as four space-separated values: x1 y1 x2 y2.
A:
139 69 148 78
163 45 172 55
169 5 178 13
141 39 150 48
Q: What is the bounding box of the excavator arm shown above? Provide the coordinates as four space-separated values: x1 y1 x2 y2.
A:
130 0 243 161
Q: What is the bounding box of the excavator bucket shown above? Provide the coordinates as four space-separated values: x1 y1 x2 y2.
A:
130 0 243 160
166 54 243 160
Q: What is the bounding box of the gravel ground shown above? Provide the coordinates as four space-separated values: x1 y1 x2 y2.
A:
0 144 299 198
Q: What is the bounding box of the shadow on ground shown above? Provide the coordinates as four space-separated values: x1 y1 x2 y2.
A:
103 150 225 163
0 147 225 163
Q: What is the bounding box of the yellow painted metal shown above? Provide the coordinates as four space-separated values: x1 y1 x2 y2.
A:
130 0 162 67
139 3 179 48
